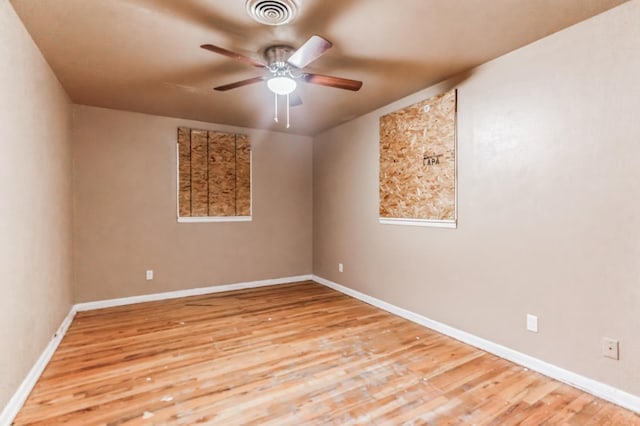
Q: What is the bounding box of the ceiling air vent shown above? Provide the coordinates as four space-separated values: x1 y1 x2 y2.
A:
246 0 298 26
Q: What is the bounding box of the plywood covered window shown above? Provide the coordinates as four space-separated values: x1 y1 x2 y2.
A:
379 89 457 228
177 127 251 222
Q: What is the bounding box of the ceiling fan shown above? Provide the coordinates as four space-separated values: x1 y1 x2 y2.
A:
201 35 363 128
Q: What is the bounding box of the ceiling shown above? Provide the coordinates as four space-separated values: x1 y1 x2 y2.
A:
10 0 627 136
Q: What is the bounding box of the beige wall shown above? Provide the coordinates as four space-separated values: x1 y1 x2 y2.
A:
0 0 73 408
71 106 312 302
313 1 640 396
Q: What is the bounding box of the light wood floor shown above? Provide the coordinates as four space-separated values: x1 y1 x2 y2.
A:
14 281 640 425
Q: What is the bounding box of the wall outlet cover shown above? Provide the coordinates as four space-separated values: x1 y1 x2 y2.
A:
146 270 154 280
526 314 538 333
602 338 619 360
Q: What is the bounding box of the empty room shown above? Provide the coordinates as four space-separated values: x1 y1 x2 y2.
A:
1 0 639 424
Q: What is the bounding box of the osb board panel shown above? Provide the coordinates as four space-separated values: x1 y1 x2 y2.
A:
235 134 251 216
208 131 236 217
379 89 456 221
177 128 251 218
177 127 191 217
190 130 209 216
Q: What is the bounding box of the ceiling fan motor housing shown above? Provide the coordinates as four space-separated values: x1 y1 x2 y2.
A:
264 45 295 68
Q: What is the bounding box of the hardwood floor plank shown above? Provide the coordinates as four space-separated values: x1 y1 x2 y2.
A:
13 282 640 425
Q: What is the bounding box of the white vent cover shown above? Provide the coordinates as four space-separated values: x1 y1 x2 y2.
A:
246 0 298 26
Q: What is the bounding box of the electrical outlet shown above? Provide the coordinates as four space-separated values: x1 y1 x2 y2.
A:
338 263 343 273
526 314 538 333
146 270 154 280
602 338 619 360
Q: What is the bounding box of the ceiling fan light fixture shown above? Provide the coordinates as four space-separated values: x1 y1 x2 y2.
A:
267 76 297 95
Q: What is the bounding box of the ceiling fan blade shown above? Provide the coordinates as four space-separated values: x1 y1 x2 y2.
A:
289 92 303 107
201 44 266 68
214 76 266 91
303 73 363 91
287 35 332 69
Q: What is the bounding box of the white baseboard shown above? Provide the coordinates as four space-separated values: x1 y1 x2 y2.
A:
312 275 640 415
74 275 313 312
1 274 312 425
0 307 76 426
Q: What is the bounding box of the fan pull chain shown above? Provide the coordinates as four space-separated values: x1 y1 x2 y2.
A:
286 94 290 128
273 93 291 128
274 93 278 123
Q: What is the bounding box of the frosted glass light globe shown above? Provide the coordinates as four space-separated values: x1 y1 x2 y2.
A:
267 76 297 95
